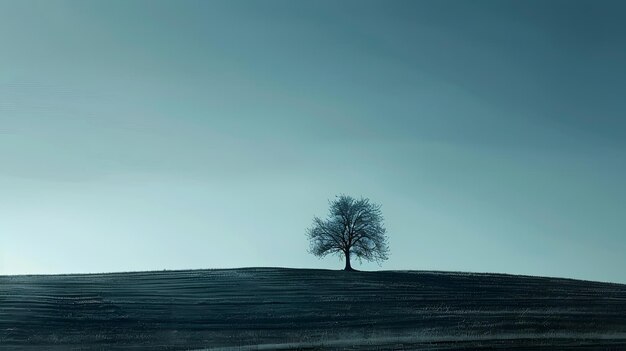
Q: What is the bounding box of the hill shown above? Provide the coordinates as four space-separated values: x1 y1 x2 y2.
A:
1 268 626 350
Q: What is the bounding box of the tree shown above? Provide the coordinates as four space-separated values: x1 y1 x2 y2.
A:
306 195 389 271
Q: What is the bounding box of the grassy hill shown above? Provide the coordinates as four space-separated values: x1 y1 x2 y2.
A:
1 268 626 350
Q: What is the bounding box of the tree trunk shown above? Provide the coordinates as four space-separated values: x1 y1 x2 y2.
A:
344 250 353 271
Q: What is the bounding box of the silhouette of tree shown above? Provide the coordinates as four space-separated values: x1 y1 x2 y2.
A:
306 195 389 271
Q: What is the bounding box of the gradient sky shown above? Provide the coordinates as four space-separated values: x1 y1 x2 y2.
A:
1 0 625 283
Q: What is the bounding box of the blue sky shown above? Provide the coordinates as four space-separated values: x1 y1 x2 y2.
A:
1 0 625 283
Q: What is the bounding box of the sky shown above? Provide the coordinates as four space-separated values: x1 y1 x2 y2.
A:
1 0 625 283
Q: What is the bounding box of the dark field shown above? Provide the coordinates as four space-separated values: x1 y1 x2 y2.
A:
1 268 626 350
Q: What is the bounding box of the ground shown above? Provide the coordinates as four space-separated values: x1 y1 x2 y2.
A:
1 268 626 350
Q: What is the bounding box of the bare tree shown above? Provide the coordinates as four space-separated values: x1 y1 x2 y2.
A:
306 195 389 271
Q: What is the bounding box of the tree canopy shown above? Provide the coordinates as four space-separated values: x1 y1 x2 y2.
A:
306 195 389 270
